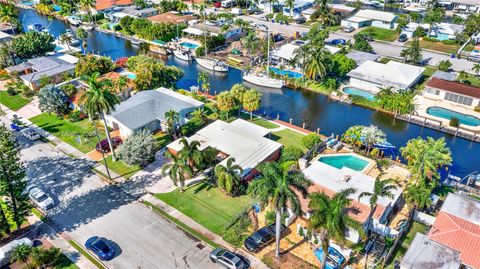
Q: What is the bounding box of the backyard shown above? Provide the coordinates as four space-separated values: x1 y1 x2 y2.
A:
271 129 308 151
0 91 32 111
359 27 398 42
240 112 280 129
386 221 428 268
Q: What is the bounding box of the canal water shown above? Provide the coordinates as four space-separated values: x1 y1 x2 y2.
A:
19 9 479 178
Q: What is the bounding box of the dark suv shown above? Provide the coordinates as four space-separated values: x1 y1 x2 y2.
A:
243 223 287 253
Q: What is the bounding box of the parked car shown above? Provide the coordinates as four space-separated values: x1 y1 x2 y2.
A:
28 185 54 210
221 0 235 8
398 33 408 42
209 248 250 269
256 23 268 31
0 238 34 267
343 26 354 33
95 137 122 153
214 1 222 8
330 38 346 46
21 128 41 141
243 223 286 253
314 246 345 269
85 236 115 261
247 6 262 14
10 123 21 132
231 8 243 15
293 14 306 24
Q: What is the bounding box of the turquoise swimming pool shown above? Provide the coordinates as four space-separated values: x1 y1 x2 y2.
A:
319 154 369 171
269 67 303 78
125 73 136 80
180 42 199 49
343 87 376 101
427 106 480 126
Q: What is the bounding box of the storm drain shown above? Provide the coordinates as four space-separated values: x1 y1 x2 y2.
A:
196 243 205 249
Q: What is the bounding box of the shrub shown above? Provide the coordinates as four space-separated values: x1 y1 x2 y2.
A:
117 129 159 166
281 146 304 162
275 14 289 23
68 110 86 122
0 69 9 80
442 39 457 45
378 158 391 169
449 117 460 127
60 83 78 97
6 87 18 96
437 60 452 72
265 210 276 225
195 46 205 57
370 148 380 158
179 117 205 136
474 106 480 112
223 213 252 247
21 87 36 98
301 133 322 149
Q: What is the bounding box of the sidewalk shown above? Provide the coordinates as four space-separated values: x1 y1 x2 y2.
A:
142 194 269 269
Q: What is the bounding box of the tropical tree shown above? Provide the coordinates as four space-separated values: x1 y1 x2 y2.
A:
358 176 397 230
79 0 96 22
247 162 311 257
12 31 55 59
197 71 210 94
162 150 193 192
178 138 204 171
76 28 89 55
361 125 386 154
403 182 432 212
80 72 120 163
165 110 179 138
342 125 363 150
38 84 71 117
241 32 261 57
10 244 32 264
308 188 362 269
115 75 129 98
214 158 243 196
437 60 452 72
242 89 262 120
424 6 444 37
216 91 236 119
191 107 208 124
117 129 159 166
0 4 19 34
304 48 329 82
400 37 422 65
472 63 480 77
59 33 73 51
285 0 295 16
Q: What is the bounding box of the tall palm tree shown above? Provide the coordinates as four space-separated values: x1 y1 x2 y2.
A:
304 48 328 82
164 110 179 138
197 71 210 94
214 158 243 196
247 161 311 257
308 188 362 269
0 4 19 34
76 28 89 55
361 125 386 154
358 176 397 230
59 33 73 51
342 125 363 151
285 0 295 16
178 138 204 171
241 32 260 58
80 72 120 161
162 150 193 192
10 244 32 264
472 63 480 77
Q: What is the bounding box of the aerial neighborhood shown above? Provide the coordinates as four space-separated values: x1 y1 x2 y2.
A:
1 0 480 268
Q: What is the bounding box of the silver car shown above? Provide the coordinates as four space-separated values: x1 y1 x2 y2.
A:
28 185 54 210
209 248 249 269
20 128 40 141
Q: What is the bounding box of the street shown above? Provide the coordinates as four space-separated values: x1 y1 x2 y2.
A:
3 115 218 269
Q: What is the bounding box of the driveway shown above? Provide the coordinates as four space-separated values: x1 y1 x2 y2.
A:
7 117 219 269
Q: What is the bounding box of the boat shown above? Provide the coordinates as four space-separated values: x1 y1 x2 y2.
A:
173 49 193 61
27 23 44 32
67 16 81 26
129 39 142 46
373 141 396 149
80 24 93 31
70 39 80 46
196 57 228 72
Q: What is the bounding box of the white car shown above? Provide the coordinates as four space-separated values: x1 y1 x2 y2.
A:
20 128 41 141
28 185 54 210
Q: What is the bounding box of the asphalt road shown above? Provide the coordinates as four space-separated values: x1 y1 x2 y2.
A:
3 117 218 269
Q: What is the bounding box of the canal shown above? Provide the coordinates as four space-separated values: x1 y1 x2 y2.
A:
19 9 479 178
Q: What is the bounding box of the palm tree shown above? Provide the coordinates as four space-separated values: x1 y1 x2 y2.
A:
176 1 188 13
59 33 73 51
404 182 432 212
115 76 129 98
242 89 262 120
76 28 89 55
80 72 120 162
79 0 96 23
10 244 32 264
214 158 243 196
241 32 260 57
247 162 311 257
285 0 295 16
0 4 19 34
178 138 204 171
342 125 363 151
164 110 179 138
472 63 480 77
197 71 210 94
162 150 193 192
304 48 328 82
358 176 397 230
191 107 208 124
361 125 386 154
308 188 362 269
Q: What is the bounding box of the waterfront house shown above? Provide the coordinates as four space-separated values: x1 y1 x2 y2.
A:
148 12 195 25
296 154 403 243
109 6 158 21
400 233 462 269
274 40 340 68
423 78 480 110
346 50 379 66
94 0 133 12
449 0 480 13
183 23 242 41
105 88 203 137
341 10 398 30
5 54 77 90
424 193 480 269
346 60 425 94
167 119 282 180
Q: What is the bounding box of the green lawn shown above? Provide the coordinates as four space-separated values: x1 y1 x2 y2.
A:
459 74 480 87
30 113 106 154
359 26 398 42
55 254 80 269
405 39 463 54
386 221 427 268
239 112 280 129
0 91 31 111
155 184 254 236
271 129 307 151
68 240 106 269
104 156 141 179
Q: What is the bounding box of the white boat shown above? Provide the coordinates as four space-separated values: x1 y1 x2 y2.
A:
173 50 193 61
243 73 284 88
80 24 93 31
67 16 81 26
196 57 228 72
27 23 44 32
129 39 142 46
70 39 80 46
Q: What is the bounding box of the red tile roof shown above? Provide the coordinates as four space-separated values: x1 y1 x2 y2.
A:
95 0 132 11
428 211 480 269
296 184 385 224
426 77 480 99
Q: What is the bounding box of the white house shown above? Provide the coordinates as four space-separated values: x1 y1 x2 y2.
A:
341 10 398 30
347 60 425 94
450 0 480 13
274 40 340 68
105 88 204 137
184 23 242 40
423 77 480 109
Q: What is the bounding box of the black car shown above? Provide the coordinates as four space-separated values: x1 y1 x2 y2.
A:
243 223 286 253
209 248 250 269
398 33 408 42
85 237 115 261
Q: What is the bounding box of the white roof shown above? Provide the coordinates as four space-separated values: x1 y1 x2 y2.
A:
345 16 372 23
328 3 356 12
303 155 402 207
55 53 79 64
441 193 480 225
275 43 300 61
112 12 129 18
436 22 465 36
450 0 480 5
354 9 397 22
347 61 425 90
325 45 341 55
168 119 282 175
182 27 204 36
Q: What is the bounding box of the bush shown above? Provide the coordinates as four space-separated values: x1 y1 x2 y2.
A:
59 83 78 97
0 69 9 80
265 210 276 225
437 60 452 72
301 133 322 149
370 148 379 158
442 39 457 45
179 117 205 136
378 158 391 169
423 36 438 42
195 46 205 57
449 117 460 127
6 87 18 96
266 13 274 20
68 110 86 122
223 213 252 247
281 146 304 162
21 87 36 98
474 106 480 112
275 14 289 23
117 129 159 166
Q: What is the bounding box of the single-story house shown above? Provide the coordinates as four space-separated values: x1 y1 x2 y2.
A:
0 31 12 43
429 23 464 41
274 40 340 68
94 0 132 12
5 54 77 90
297 154 403 243
423 78 480 109
328 3 356 16
347 60 425 94
167 119 283 180
431 70 458 81
105 87 204 137
341 10 398 30
184 23 242 40
400 233 462 269
346 50 379 66
449 0 480 13
426 193 480 269
148 11 195 24
108 5 158 21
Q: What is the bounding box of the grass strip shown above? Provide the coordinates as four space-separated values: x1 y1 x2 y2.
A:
142 200 220 249
68 239 107 269
31 208 48 222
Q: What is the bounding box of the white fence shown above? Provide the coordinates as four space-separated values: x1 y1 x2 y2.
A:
413 210 436 225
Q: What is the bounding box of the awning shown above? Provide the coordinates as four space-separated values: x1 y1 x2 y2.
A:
182 27 203 36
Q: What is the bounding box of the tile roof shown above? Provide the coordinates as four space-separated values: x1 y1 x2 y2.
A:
95 0 132 11
426 77 480 99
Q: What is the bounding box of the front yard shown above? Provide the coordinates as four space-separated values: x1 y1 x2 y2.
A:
0 91 32 111
359 27 398 42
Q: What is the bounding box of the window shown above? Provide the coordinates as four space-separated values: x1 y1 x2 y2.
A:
444 92 473 106
426 88 440 95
